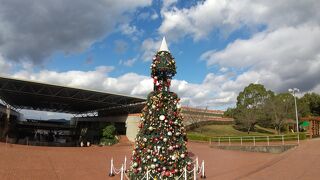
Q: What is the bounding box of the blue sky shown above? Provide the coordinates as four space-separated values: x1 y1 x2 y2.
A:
0 0 320 119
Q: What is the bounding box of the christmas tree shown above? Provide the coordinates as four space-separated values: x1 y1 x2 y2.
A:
129 37 193 179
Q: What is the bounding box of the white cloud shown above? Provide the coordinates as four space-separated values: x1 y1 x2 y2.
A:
20 110 73 120
151 12 159 20
159 0 320 41
119 58 137 67
0 54 12 75
6 64 247 110
0 0 151 64
157 0 320 106
119 23 143 40
201 25 320 92
162 0 178 9
140 38 162 61
138 10 158 21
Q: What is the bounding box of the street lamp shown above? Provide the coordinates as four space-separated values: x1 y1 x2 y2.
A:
288 88 299 133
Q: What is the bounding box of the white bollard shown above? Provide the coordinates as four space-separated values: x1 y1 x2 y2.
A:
120 164 124 180
218 138 221 146
196 157 199 173
109 158 114 176
267 136 270 146
240 137 243 146
200 160 206 179
253 137 255 146
124 156 127 172
282 135 284 145
229 137 231 146
184 167 187 180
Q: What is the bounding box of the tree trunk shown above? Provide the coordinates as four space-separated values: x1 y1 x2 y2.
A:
247 124 252 134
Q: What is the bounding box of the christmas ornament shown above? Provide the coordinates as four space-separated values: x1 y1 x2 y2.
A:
129 37 192 179
159 115 165 120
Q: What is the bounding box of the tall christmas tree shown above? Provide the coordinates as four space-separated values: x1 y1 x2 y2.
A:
129 37 193 179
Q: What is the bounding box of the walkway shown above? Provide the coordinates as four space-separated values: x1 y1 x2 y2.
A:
0 139 319 179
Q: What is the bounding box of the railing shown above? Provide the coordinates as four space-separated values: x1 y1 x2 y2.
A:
209 134 300 146
109 156 206 180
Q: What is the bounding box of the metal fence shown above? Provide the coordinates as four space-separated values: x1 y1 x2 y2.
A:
209 134 300 146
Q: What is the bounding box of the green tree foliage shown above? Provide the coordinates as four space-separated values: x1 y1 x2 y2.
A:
236 83 274 109
100 124 118 145
265 93 294 134
102 124 116 139
300 93 320 116
234 83 274 133
233 83 320 134
223 107 236 118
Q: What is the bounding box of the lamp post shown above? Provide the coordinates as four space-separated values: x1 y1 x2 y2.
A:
288 88 299 133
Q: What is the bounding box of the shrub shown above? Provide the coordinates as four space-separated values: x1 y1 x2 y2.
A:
100 124 118 146
102 124 116 139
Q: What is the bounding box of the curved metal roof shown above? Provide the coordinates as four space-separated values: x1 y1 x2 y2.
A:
0 76 146 114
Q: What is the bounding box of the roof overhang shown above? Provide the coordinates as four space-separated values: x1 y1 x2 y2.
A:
0 76 146 114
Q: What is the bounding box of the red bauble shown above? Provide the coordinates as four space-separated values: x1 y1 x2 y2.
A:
187 166 192 171
165 171 171 177
167 80 171 86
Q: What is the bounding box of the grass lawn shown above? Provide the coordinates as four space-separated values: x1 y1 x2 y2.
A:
188 124 276 137
187 124 305 142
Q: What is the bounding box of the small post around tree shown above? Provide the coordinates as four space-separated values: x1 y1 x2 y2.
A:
120 164 124 180
184 166 187 180
109 158 115 177
200 160 206 179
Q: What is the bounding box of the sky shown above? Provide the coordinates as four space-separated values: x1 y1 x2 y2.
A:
0 0 320 119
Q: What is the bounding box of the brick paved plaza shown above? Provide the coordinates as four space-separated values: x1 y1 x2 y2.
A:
1 139 320 180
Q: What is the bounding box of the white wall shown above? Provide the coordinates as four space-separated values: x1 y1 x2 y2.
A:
125 115 140 142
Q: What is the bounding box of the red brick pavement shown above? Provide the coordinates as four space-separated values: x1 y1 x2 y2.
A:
0 139 319 180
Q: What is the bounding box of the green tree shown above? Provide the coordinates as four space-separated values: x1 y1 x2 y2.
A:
224 107 236 118
265 93 294 134
102 124 116 139
300 92 320 116
234 83 274 133
100 124 118 145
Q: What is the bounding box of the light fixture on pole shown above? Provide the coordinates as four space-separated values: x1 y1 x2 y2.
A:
288 88 299 133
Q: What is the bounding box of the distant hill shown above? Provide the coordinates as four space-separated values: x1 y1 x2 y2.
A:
47 119 69 123
26 118 70 125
